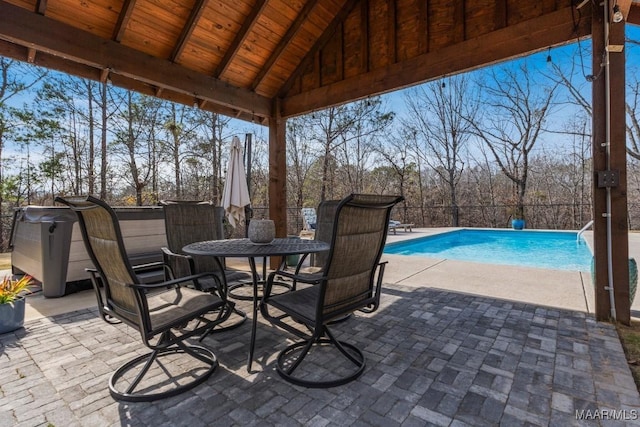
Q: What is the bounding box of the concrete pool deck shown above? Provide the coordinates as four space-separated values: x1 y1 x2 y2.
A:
383 228 640 319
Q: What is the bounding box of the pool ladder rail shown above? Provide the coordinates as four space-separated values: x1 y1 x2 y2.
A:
577 220 594 244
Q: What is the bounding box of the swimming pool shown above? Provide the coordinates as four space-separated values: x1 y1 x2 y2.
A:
384 229 593 271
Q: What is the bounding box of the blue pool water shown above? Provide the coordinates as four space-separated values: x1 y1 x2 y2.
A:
384 229 593 271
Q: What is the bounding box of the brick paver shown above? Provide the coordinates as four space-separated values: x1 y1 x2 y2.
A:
1 284 639 426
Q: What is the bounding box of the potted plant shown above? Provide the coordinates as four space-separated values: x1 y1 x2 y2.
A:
508 207 526 230
0 275 33 334
511 216 526 230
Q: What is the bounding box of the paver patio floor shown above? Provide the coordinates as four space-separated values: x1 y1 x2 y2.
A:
1 282 639 426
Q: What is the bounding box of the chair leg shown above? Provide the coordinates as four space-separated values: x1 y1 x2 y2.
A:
109 336 218 402
275 327 366 388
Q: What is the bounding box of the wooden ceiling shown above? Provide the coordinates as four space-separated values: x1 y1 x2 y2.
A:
0 0 638 124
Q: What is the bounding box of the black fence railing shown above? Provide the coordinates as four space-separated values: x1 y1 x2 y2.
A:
4 203 640 252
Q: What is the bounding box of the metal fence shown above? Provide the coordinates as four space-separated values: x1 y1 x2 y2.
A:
4 202 640 252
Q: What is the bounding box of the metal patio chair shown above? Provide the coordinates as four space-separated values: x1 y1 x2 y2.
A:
260 193 403 388
287 199 339 288
55 195 232 402
160 200 249 332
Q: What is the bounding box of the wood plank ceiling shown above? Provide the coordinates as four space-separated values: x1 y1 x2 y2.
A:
0 0 637 124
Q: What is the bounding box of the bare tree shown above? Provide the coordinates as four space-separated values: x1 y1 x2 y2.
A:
191 110 231 202
403 76 476 226
162 103 200 199
111 92 163 205
468 63 558 221
308 98 392 202
286 115 316 210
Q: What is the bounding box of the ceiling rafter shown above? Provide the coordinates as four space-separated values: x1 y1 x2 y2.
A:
251 0 319 90
35 0 46 15
494 0 507 30
213 0 268 79
278 0 361 98
170 0 210 63
360 0 369 71
0 1 271 118
455 0 465 43
630 2 640 24
417 0 427 54
112 0 137 42
388 0 396 63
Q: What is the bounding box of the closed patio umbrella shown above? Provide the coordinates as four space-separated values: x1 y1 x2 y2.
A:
222 136 250 228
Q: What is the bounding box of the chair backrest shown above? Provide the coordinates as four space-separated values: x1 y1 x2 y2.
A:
310 200 340 268
55 196 142 327
161 201 225 274
320 194 403 319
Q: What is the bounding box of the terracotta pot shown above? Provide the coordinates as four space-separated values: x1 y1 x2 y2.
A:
0 297 25 334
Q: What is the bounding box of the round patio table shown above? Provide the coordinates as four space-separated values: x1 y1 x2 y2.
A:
183 237 330 372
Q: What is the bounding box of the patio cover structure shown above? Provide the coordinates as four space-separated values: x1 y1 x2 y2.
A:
0 0 638 323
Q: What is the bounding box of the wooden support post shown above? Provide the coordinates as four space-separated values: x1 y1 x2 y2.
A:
591 2 630 324
269 98 287 269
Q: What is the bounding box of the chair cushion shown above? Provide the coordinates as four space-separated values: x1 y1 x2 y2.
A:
268 285 319 324
147 287 224 333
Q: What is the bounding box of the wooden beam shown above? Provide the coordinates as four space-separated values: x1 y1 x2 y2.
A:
592 3 630 324
213 0 268 78
99 67 110 83
278 0 361 97
35 0 47 15
268 98 287 268
592 3 609 322
388 0 396 63
0 38 266 123
617 0 633 19
608 15 630 324
417 0 427 54
494 0 507 30
360 0 369 71
251 0 319 90
281 6 590 117
0 1 272 119
27 47 35 63
629 3 640 25
453 0 465 44
112 0 137 42
170 0 209 63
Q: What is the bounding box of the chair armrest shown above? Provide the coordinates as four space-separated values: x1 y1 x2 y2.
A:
161 247 195 280
263 269 324 300
131 261 165 271
126 272 222 291
359 261 387 313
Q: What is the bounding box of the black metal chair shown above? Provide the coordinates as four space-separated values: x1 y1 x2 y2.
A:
290 199 340 282
260 193 403 388
55 195 232 402
160 200 249 332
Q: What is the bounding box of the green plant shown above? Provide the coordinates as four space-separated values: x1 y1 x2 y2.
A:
0 276 33 304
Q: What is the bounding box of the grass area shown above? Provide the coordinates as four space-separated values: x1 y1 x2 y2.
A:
617 320 640 391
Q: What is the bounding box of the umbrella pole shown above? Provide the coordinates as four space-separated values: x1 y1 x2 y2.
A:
244 133 253 238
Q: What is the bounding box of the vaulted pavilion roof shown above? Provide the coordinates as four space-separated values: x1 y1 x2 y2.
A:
0 0 635 124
